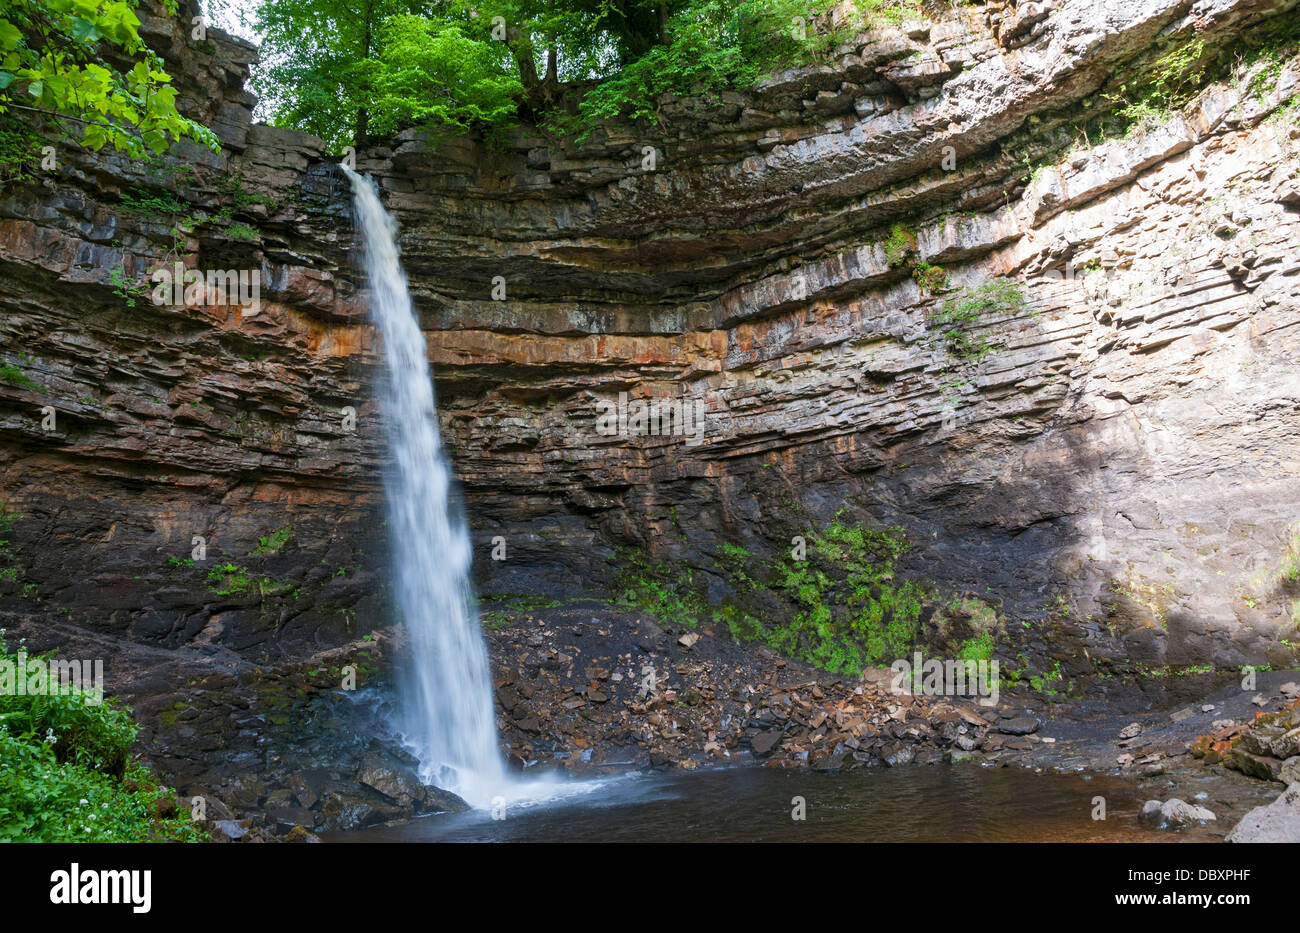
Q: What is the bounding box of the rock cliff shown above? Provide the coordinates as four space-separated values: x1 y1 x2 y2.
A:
2 0 1298 736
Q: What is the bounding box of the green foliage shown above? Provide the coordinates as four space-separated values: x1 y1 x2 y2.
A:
614 517 1003 678
219 172 277 213
565 0 831 135
611 547 708 626
1106 38 1207 134
0 362 35 388
1243 17 1300 104
1027 659 1065 694
912 261 948 293
0 639 201 842
883 222 913 268
225 222 259 242
252 526 292 556
928 278 1028 361
0 501 18 574
253 0 429 151
570 0 921 137
368 15 523 138
717 542 760 591
204 558 296 604
108 264 149 308
957 630 995 663
762 522 926 676
207 561 268 598
118 188 185 218
1279 527 1300 586
0 729 200 841
0 679 133 777
0 112 38 189
0 0 218 156
253 0 924 147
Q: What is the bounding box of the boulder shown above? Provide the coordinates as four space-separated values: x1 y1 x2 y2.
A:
998 716 1039 735
1138 798 1216 829
1281 757 1300 786
1227 784 1300 843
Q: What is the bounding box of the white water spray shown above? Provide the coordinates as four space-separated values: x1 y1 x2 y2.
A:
343 167 507 807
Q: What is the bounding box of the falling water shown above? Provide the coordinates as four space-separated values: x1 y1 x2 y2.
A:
343 167 507 807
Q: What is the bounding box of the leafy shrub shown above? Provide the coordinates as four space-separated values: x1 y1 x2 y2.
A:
0 640 200 842
1279 526 1300 587
760 523 928 675
1 686 135 776
108 265 149 308
614 519 1002 678
0 363 35 388
226 222 259 242
252 526 292 555
1107 38 1207 134
0 0 218 156
118 188 185 218
0 729 200 841
368 16 524 138
0 115 40 190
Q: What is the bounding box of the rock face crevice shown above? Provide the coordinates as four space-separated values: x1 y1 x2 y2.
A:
1 0 1299 696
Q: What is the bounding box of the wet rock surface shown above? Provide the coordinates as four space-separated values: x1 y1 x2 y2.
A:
482 598 1293 837
1191 691 1300 782
5 598 1291 841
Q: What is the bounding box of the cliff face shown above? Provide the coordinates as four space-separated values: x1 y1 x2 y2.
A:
2 0 1299 709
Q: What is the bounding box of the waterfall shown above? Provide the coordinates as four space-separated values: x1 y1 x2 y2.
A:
343 167 507 807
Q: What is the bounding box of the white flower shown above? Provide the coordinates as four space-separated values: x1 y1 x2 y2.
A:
44 728 57 745
79 798 88 806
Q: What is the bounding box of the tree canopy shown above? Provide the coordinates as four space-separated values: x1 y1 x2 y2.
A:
0 0 218 156
252 0 920 151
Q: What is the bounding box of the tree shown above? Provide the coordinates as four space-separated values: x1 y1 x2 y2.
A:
252 0 429 151
251 0 890 148
367 15 522 137
0 0 218 156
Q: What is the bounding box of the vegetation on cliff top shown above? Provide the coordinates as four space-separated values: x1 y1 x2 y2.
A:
252 0 924 150
0 0 217 156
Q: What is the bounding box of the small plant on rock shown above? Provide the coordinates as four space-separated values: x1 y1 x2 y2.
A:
883 222 914 268
912 261 949 294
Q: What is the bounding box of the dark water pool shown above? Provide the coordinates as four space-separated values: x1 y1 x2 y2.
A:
327 763 1225 843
